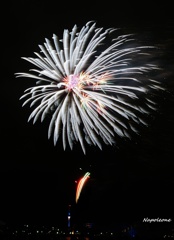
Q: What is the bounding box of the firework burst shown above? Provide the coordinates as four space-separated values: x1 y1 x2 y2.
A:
16 21 164 154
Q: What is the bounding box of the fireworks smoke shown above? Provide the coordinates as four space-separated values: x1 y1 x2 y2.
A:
16 21 164 154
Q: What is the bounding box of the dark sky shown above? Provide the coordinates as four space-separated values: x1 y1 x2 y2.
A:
1 0 174 232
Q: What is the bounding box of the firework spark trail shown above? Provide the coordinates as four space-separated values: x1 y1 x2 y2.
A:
76 172 90 203
15 21 164 154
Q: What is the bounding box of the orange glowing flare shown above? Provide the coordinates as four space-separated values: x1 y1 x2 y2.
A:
76 172 90 203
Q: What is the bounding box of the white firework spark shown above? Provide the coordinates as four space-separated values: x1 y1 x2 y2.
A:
16 21 164 154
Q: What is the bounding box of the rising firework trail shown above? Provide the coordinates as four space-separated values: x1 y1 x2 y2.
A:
15 21 164 154
76 172 90 203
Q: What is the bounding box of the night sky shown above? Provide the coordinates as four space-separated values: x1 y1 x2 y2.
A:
1 0 174 233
